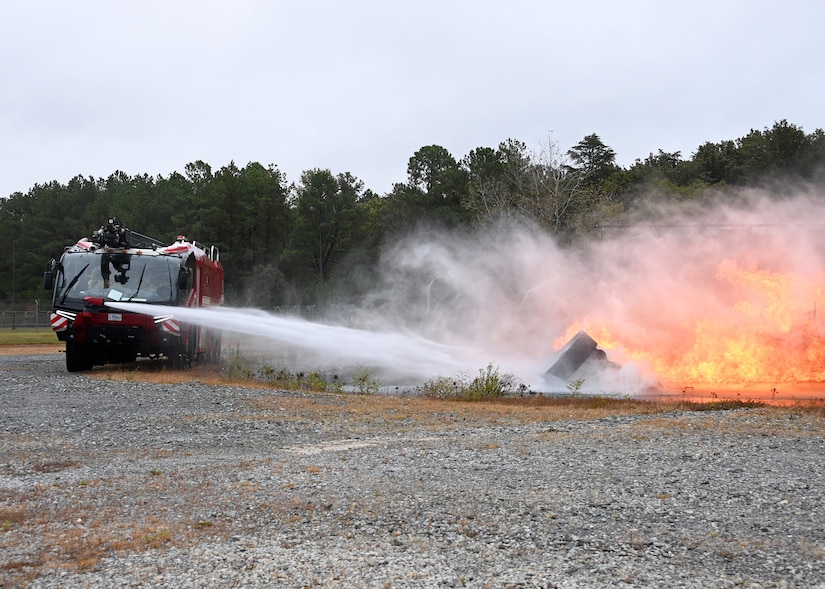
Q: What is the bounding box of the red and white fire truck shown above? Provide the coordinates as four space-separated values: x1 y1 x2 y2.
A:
44 218 224 372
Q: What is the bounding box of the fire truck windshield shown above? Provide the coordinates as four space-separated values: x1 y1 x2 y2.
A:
54 253 181 307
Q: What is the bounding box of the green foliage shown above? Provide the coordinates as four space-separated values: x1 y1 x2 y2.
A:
382 145 472 231
224 350 256 381
305 370 327 391
419 363 520 401
258 364 290 385
257 364 343 392
281 168 370 304
418 375 467 399
3 119 825 310
466 363 519 400
352 365 381 395
566 378 586 396
566 133 619 184
240 263 289 308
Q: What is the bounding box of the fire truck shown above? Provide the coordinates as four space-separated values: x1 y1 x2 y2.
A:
43 218 224 372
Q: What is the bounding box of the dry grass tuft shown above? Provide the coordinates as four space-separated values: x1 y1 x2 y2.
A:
1 506 26 531
32 459 82 473
0 343 63 356
88 363 228 386
248 392 825 430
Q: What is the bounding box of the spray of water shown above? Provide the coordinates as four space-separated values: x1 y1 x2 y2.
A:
108 302 477 381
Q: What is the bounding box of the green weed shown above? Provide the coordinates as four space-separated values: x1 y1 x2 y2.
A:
224 350 255 380
353 365 381 395
419 363 520 401
466 363 518 400
566 378 586 395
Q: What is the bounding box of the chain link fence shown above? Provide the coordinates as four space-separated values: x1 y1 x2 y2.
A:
0 311 51 330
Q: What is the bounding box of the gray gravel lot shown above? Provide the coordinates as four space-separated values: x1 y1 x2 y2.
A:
1 352 824 588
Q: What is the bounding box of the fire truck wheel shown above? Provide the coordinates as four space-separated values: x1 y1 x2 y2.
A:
168 346 186 369
171 331 195 370
66 342 93 372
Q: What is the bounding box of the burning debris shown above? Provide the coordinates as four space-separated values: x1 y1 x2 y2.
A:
545 331 617 382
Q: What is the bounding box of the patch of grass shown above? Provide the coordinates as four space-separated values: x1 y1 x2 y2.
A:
0 329 56 346
676 399 765 411
246 388 824 436
140 528 172 548
0 506 26 531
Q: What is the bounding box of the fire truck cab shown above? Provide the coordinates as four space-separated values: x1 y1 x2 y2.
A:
44 218 224 372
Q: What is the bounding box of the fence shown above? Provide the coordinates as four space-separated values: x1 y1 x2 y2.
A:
0 311 51 330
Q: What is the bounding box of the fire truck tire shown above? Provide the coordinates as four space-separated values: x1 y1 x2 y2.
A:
171 327 196 369
66 342 93 372
170 344 188 370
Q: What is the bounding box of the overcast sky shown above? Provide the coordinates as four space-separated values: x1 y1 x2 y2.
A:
2 0 823 198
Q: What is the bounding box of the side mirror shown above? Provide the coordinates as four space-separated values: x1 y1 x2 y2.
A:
43 259 56 290
178 268 190 290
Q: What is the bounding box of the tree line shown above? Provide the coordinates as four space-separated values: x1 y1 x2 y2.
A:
2 119 824 311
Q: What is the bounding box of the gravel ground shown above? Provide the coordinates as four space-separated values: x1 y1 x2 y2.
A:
1 352 824 588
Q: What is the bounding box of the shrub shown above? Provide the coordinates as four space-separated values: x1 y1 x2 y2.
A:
306 371 326 391
419 364 520 401
352 365 381 395
419 375 465 399
224 352 255 380
466 363 518 400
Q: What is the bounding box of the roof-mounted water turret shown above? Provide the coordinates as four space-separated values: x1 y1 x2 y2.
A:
90 218 166 250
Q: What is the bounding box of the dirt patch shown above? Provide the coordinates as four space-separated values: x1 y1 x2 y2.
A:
0 344 64 356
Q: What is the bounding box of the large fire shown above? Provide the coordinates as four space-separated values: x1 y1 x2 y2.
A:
554 257 825 386
381 193 825 397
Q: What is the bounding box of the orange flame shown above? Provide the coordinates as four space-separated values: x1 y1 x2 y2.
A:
557 259 825 385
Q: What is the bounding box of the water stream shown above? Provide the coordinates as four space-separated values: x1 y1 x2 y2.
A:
108 302 479 381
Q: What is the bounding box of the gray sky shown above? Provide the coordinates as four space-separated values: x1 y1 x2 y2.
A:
2 0 823 198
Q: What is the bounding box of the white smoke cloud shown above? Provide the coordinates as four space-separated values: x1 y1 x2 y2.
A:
363 185 825 393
